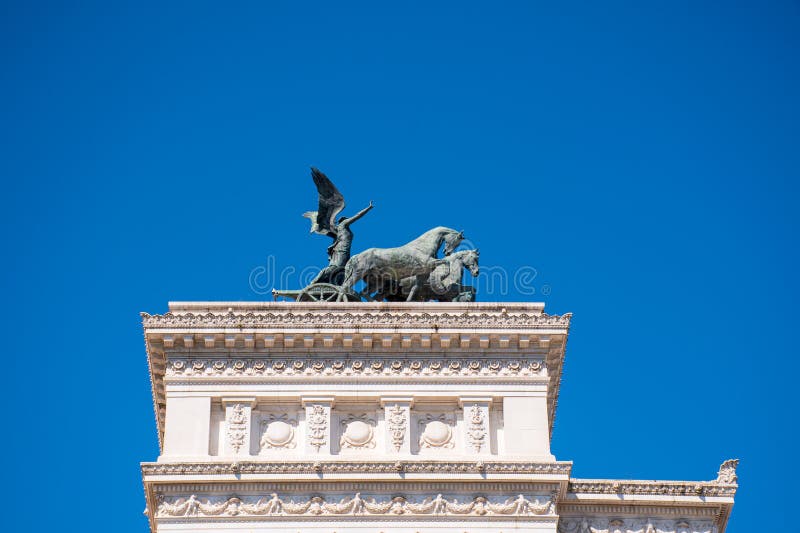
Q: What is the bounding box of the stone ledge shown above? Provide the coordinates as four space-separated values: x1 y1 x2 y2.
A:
142 459 573 477
142 301 570 331
568 478 738 498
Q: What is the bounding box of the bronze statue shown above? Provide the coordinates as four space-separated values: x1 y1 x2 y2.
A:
380 249 479 302
272 167 477 303
302 167 373 285
341 226 463 301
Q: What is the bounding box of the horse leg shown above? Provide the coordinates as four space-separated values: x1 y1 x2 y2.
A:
406 275 426 301
340 260 361 290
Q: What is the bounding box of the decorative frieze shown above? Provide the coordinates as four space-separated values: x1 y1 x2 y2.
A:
165 356 546 379
557 517 714 533
156 492 555 518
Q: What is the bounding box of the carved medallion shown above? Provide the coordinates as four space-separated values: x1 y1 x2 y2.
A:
340 414 376 449
418 414 454 449
259 414 297 451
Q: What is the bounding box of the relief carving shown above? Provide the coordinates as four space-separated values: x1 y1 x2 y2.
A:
143 309 572 330
306 404 328 452
557 518 715 533
386 405 407 451
418 414 455 449
259 414 297 451
715 459 739 484
226 403 248 454
340 414 376 449
157 492 554 518
466 404 487 452
167 356 546 379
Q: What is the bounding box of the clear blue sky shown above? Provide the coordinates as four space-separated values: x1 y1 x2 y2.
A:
2 1 797 531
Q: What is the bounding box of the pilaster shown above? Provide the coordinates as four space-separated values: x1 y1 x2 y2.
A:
459 396 493 455
221 397 256 457
301 397 335 455
381 397 414 454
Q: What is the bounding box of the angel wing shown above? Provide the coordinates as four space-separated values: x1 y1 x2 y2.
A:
303 167 345 237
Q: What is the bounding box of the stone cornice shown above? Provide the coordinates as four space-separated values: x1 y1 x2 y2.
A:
567 477 738 498
142 459 573 477
565 469 738 532
142 301 570 331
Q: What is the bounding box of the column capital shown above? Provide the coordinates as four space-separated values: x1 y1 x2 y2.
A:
380 396 415 407
221 397 256 407
458 396 493 407
301 396 335 407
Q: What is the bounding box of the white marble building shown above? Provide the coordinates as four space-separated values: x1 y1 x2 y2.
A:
141 302 737 532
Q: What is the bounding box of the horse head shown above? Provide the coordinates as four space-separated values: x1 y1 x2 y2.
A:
442 229 464 256
460 249 480 276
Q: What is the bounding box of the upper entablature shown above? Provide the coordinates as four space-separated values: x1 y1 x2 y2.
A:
142 302 571 450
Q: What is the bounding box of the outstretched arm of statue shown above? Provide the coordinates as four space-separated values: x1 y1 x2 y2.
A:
343 201 374 226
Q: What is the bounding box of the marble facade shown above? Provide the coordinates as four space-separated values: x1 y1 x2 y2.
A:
140 302 737 532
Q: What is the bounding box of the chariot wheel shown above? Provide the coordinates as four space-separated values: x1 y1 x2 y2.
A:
296 283 360 302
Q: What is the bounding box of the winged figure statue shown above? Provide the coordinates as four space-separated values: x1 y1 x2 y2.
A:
303 167 373 285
